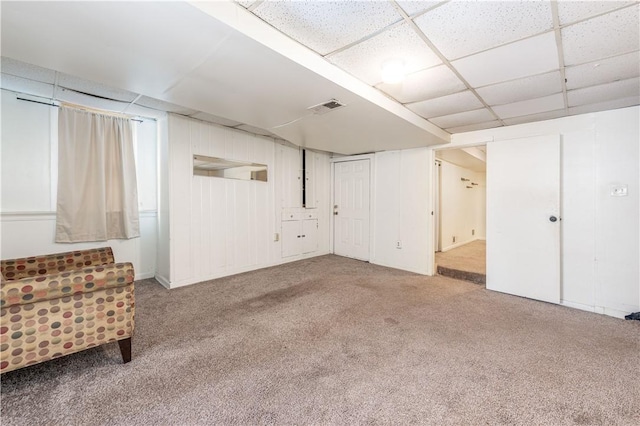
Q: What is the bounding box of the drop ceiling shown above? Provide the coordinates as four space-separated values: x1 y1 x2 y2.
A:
1 1 639 155
245 0 639 133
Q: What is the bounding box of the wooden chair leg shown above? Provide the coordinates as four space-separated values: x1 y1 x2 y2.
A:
117 337 132 364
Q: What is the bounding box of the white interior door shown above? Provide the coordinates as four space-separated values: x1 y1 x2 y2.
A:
486 135 561 304
334 159 370 260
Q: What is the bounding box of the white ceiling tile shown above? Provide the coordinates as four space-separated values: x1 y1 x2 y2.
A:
1 57 56 84
452 32 559 88
407 90 483 118
327 23 441 85
252 1 401 55
0 73 54 98
567 78 640 107
492 93 565 119
502 109 568 126
190 112 243 128
445 120 502 134
565 51 640 90
235 0 256 8
568 96 639 116
396 1 445 16
561 5 640 66
377 65 466 104
476 71 562 106
57 73 139 102
414 1 553 60
430 108 496 129
135 96 198 115
557 0 635 25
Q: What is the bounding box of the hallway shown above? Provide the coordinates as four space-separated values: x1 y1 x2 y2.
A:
435 240 486 284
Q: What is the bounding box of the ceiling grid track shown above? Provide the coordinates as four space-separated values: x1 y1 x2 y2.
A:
324 18 405 58
52 71 60 100
551 0 569 113
246 1 263 13
389 0 506 127
123 94 143 113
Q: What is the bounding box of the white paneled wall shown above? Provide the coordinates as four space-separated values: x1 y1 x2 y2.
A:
277 143 302 208
157 114 331 288
1 213 157 278
439 160 486 251
0 91 158 279
447 106 639 318
372 148 431 275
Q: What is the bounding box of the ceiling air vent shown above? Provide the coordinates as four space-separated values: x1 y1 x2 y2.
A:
307 99 345 115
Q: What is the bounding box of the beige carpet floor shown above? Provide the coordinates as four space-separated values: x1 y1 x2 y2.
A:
436 240 486 275
1 255 639 425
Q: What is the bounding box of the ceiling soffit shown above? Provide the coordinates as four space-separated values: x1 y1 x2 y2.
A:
0 1 450 155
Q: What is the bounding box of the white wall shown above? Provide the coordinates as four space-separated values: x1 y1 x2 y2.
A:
0 90 158 279
157 114 331 288
442 106 639 318
438 160 486 251
371 148 431 275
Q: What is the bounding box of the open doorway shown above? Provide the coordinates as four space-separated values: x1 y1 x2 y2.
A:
433 146 486 285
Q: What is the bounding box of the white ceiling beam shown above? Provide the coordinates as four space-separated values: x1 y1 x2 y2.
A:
187 0 450 143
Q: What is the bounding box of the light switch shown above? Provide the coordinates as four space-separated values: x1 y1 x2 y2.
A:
610 184 628 197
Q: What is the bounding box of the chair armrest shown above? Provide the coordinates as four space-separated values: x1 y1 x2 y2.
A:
1 262 134 308
1 247 115 280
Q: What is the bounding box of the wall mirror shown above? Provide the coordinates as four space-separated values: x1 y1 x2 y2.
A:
193 155 268 182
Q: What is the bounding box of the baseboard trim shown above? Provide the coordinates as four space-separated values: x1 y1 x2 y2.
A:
441 238 481 253
161 250 332 289
154 274 171 289
560 301 595 314
135 271 156 280
560 301 634 320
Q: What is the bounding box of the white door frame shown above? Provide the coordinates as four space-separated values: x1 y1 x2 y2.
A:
434 159 442 252
427 143 488 276
330 154 375 259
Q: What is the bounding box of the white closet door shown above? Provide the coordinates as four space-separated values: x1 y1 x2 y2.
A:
302 219 318 254
281 220 301 258
486 135 561 304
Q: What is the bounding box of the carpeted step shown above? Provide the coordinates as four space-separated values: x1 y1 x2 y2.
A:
437 264 486 285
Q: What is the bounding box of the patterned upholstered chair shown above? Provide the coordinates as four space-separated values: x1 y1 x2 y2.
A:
0 247 135 373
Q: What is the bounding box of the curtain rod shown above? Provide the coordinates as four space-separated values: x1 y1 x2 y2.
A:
17 97 59 108
60 101 144 123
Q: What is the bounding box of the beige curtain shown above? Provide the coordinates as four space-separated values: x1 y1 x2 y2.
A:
55 107 140 242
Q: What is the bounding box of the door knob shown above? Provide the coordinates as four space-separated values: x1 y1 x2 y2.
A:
549 216 558 222
334 211 339 215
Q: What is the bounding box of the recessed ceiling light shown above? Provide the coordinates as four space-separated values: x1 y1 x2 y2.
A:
381 59 406 84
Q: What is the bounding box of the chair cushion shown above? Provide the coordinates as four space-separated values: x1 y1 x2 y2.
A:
1 263 134 308
1 247 115 281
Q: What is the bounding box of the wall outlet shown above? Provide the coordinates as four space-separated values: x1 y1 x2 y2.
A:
610 184 628 197
472 229 475 236
396 240 402 249
452 236 456 243
274 233 279 242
